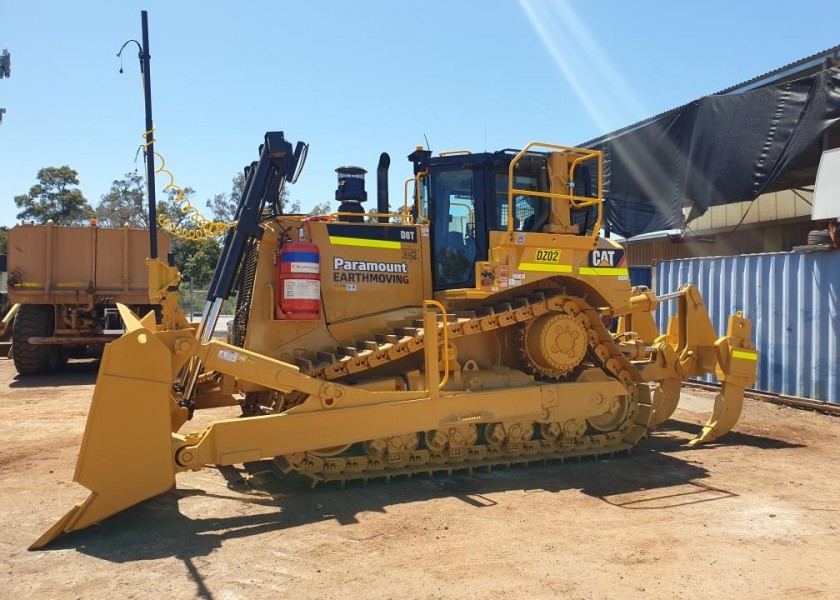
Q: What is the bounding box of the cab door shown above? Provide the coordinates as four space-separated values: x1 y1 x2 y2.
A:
428 161 488 291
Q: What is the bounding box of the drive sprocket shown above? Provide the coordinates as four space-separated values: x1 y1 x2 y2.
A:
515 311 589 380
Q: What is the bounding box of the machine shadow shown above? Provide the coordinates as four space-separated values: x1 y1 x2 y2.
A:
9 359 99 388
657 418 806 450
54 445 713 563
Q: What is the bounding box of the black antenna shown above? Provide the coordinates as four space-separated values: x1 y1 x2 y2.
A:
423 134 430 151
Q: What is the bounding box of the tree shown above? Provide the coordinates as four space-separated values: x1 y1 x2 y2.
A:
14 166 95 225
156 173 331 285
206 173 243 224
0 226 8 255
206 171 317 221
173 236 221 285
285 197 302 213
157 187 222 284
96 172 148 227
157 186 198 229
276 177 300 214
309 202 332 216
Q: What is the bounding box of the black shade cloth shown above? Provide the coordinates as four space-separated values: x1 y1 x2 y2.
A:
586 67 840 237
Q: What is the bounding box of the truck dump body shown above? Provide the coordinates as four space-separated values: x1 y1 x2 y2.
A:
7 223 169 306
5 223 170 375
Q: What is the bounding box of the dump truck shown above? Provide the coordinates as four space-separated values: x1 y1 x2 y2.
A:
5 222 168 375
32 132 758 548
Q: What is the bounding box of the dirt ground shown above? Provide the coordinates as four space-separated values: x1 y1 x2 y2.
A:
1 357 839 600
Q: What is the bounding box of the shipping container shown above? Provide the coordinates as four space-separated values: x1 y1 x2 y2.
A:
628 265 652 289
654 250 839 404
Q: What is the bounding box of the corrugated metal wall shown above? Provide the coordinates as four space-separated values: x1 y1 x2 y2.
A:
625 222 815 266
654 251 840 404
628 266 652 289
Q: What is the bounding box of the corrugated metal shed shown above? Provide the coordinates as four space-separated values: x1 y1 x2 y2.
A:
628 266 652 289
625 221 815 266
654 250 839 404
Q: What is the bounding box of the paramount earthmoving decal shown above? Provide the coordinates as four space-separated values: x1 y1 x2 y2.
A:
332 257 410 284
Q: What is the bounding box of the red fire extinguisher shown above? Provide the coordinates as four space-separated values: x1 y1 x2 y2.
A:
276 240 321 320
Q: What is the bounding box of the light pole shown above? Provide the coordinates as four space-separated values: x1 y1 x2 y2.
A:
117 11 158 260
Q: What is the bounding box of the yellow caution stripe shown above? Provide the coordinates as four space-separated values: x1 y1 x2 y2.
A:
578 267 629 276
732 349 758 361
329 236 402 250
518 262 573 273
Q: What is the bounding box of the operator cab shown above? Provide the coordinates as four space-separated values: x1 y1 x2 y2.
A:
409 147 598 291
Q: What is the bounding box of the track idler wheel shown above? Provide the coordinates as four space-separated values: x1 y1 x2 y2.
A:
650 378 682 427
586 393 631 432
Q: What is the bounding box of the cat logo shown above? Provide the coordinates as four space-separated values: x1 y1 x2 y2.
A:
589 249 624 267
581 249 628 277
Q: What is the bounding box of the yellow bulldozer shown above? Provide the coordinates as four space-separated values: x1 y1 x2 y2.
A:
31 132 757 549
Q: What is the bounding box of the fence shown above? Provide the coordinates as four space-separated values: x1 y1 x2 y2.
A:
179 282 237 319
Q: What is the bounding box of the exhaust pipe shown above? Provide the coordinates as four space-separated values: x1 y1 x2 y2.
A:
377 152 390 223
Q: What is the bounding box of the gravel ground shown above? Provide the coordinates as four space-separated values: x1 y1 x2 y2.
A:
1 356 839 600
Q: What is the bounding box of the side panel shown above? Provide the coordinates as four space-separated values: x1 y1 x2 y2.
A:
7 224 168 305
96 227 169 294
8 225 93 302
238 220 431 380
239 227 324 363
439 230 632 309
313 221 430 324
655 251 840 403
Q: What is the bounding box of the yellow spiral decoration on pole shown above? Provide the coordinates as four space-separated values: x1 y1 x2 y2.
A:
141 128 234 240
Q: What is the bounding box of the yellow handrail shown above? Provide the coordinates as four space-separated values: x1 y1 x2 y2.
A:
438 150 472 157
402 172 429 224
506 141 603 238
423 299 450 390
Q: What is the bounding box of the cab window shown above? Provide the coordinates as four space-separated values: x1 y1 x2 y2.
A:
494 173 542 231
432 169 476 287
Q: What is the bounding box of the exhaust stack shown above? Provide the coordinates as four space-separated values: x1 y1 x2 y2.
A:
376 152 390 223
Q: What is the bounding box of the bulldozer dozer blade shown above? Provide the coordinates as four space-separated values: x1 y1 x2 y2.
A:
30 328 177 549
688 381 744 446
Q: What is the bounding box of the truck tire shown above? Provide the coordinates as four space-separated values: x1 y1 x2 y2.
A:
12 305 62 375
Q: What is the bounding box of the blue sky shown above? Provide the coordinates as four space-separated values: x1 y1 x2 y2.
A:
1 0 837 228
